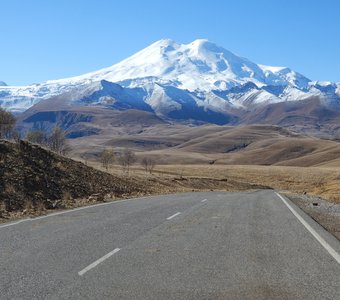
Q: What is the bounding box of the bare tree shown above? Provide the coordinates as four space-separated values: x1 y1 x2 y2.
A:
48 127 67 155
100 148 115 171
12 130 22 144
141 157 156 174
0 108 16 139
26 130 47 146
117 148 137 173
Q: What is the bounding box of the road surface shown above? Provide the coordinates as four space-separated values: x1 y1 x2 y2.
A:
0 190 339 299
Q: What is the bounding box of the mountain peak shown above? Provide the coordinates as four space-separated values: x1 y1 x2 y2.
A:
148 38 180 51
152 38 177 46
150 38 219 53
16 38 308 92
1 38 330 114
190 38 211 47
189 39 220 50
0 81 7 86
96 38 267 89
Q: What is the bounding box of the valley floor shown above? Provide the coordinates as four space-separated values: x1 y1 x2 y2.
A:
87 163 340 205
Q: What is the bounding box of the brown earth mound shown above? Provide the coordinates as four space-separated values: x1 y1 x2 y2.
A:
0 140 148 214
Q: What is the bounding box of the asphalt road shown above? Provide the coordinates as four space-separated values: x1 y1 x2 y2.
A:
0 190 339 299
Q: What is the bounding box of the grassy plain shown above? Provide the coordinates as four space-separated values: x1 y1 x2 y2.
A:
85 161 340 204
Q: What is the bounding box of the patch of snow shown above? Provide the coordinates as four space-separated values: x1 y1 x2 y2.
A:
0 38 336 114
145 84 182 116
230 89 281 107
281 86 314 101
258 64 287 73
312 80 333 87
336 83 340 95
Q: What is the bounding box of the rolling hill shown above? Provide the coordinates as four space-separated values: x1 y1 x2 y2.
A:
63 122 340 167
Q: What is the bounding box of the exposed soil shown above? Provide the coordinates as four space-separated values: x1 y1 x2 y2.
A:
0 140 150 215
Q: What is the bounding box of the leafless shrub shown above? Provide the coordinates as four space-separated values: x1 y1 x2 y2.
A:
26 130 47 146
62 191 74 207
24 199 33 214
35 200 46 214
11 130 22 143
117 148 137 174
47 127 68 155
141 157 156 174
63 191 72 201
0 107 16 139
100 148 115 171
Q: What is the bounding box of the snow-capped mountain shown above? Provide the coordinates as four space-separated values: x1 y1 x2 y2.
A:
0 39 339 121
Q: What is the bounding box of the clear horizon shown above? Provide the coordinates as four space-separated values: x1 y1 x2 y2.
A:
1 0 339 86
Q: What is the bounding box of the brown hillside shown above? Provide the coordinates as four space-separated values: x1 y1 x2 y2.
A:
240 97 340 139
0 140 148 213
77 124 340 167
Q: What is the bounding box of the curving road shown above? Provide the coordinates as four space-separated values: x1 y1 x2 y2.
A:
0 191 339 299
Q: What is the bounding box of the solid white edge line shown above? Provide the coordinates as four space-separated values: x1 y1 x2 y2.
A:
276 192 340 264
0 196 151 229
78 248 120 276
0 218 30 229
167 212 181 220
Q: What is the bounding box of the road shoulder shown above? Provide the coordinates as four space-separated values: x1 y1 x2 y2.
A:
282 192 340 241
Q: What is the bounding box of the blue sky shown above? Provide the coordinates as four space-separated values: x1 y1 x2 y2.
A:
1 0 339 85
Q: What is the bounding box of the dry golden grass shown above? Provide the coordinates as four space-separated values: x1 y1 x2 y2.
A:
152 164 340 204
80 159 340 204
67 122 340 204
69 124 340 168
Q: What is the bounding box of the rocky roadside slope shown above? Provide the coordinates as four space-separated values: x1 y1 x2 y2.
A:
0 140 149 218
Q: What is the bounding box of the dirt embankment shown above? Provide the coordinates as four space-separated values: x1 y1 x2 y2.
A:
0 140 149 218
